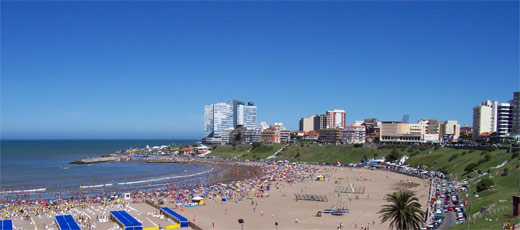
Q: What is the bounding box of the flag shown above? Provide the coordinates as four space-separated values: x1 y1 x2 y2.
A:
349 181 355 193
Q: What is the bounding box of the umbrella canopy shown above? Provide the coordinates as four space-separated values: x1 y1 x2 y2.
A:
192 196 204 200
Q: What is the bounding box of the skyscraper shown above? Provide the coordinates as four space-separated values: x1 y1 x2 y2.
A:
237 102 257 130
204 103 233 140
511 92 520 137
497 103 512 138
204 100 257 143
326 109 346 129
472 100 498 141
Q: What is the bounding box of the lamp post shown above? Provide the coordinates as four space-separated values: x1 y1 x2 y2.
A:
238 218 244 230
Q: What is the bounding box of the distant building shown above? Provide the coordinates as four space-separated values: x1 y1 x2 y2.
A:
313 114 328 131
318 128 344 143
299 115 316 131
511 92 520 139
343 126 366 144
326 109 346 129
204 103 234 143
380 121 425 143
364 118 380 143
280 130 292 144
496 103 512 140
203 100 257 144
418 119 440 143
439 120 461 142
261 126 281 144
351 120 364 127
472 100 498 141
237 102 257 130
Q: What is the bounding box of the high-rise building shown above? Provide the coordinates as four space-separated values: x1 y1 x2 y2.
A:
204 103 234 141
510 92 520 137
299 115 315 131
237 102 257 130
313 114 328 130
326 109 346 128
497 103 512 138
204 100 257 144
472 100 498 141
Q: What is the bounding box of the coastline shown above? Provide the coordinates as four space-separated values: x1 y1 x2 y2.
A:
1 160 433 230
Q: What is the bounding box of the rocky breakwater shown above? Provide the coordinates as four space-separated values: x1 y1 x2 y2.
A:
70 155 120 164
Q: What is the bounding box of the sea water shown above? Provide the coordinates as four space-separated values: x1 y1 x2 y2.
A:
0 140 216 199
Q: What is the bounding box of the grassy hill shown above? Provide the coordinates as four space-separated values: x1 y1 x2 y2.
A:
209 144 284 160
405 147 519 229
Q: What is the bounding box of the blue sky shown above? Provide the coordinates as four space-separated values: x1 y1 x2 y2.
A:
1 1 518 139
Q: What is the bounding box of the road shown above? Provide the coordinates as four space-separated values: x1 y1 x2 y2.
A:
438 200 457 230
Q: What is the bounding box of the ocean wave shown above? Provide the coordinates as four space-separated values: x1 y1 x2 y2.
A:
80 184 113 189
117 167 214 185
0 188 47 194
77 167 215 188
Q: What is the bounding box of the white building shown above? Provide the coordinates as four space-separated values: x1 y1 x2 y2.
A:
343 126 366 144
237 102 257 130
351 120 364 127
204 102 234 143
439 120 460 142
326 109 346 129
511 92 520 138
472 100 498 141
497 103 512 138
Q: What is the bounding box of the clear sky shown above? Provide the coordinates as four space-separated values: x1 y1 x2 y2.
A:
1 1 519 139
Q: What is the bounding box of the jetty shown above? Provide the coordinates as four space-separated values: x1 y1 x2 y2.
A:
70 156 119 164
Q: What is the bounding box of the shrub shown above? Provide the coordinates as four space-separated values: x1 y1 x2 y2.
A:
448 154 460 162
476 178 494 192
354 143 363 148
512 152 519 159
461 151 468 156
464 163 477 173
439 167 449 175
386 150 401 162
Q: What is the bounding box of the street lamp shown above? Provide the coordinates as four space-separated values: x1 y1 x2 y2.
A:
238 218 244 230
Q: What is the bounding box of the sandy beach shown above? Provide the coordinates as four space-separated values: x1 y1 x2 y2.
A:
177 166 429 230
4 163 429 230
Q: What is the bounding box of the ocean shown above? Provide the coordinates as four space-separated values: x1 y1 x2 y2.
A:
0 140 217 200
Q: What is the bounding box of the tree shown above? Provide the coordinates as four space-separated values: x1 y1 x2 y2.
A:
251 142 262 150
379 191 426 230
464 163 477 173
476 178 494 192
386 149 401 162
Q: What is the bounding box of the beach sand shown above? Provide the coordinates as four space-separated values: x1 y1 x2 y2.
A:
9 165 429 230
170 166 429 230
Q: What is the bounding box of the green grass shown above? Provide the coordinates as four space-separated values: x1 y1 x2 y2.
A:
276 144 397 164
208 145 251 158
209 144 284 160
403 147 519 230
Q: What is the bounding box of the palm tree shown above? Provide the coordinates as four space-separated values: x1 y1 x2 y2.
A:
378 191 426 230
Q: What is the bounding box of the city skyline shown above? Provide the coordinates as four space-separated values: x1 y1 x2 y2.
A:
2 1 519 139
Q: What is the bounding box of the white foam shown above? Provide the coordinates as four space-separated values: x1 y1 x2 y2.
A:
0 188 47 194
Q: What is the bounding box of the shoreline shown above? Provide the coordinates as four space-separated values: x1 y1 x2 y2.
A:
1 160 435 230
